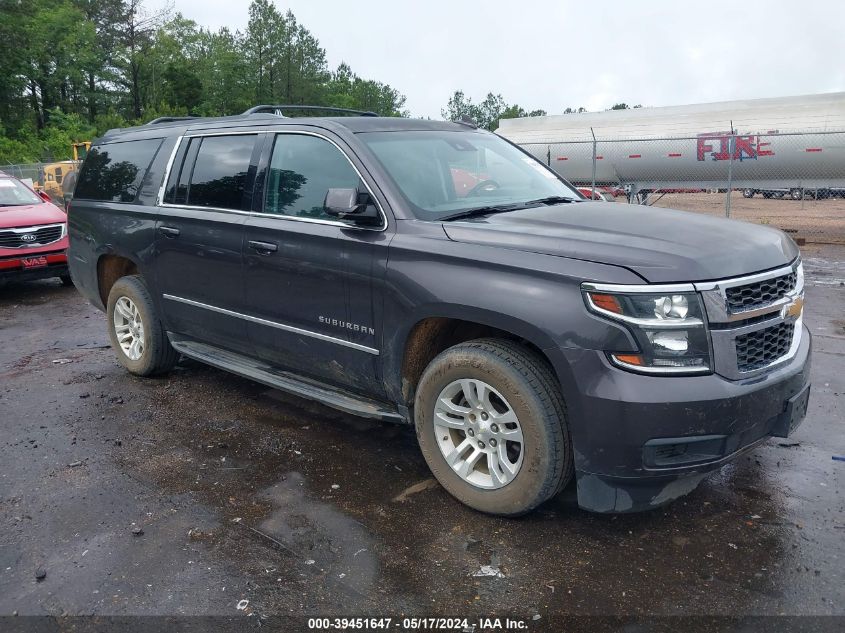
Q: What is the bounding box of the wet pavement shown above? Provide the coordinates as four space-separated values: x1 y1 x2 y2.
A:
0 245 843 629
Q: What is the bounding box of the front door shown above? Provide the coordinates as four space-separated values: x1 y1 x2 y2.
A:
243 131 387 396
154 132 262 353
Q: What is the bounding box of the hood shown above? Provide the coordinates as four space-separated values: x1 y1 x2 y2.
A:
0 202 67 228
442 202 798 283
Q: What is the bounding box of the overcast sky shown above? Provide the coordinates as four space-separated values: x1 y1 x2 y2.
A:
147 0 845 118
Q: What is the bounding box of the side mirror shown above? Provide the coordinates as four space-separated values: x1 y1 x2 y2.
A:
324 188 362 216
324 188 380 225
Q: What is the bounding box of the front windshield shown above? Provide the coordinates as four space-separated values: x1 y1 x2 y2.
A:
0 178 42 206
359 130 580 220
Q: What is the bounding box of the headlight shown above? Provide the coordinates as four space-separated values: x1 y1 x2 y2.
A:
582 284 712 375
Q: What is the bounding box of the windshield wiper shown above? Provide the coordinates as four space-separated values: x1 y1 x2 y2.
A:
440 204 524 222
440 196 579 222
521 195 579 206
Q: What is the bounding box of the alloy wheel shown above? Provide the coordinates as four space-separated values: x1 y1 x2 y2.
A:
113 296 145 361
433 379 524 489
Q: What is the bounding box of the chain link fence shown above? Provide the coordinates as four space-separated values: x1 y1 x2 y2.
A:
1 162 44 185
520 131 845 244
2 161 82 207
4 138 845 244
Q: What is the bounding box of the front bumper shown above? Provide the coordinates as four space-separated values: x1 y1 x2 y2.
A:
555 324 812 513
0 251 68 283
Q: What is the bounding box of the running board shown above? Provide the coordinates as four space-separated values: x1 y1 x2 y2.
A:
169 337 408 424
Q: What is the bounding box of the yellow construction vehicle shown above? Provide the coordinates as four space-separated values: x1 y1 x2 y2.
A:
72 141 90 160
36 142 91 200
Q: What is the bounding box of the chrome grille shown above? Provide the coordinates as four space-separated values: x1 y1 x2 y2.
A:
735 322 795 372
696 260 804 380
725 271 797 313
0 224 64 249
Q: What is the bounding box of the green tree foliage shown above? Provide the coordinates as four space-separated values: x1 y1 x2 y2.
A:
441 91 545 131
326 63 407 116
0 0 408 162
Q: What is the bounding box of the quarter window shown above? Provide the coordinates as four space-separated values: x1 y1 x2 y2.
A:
185 135 256 211
264 134 361 220
75 139 163 202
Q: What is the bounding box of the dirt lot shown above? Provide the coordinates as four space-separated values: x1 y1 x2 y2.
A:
646 192 845 245
0 246 844 632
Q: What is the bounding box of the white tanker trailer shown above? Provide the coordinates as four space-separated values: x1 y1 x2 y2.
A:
496 92 845 200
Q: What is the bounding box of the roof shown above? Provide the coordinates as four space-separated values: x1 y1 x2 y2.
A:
98 115 475 144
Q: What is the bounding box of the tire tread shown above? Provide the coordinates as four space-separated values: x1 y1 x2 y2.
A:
460 338 574 505
415 337 574 516
107 275 178 376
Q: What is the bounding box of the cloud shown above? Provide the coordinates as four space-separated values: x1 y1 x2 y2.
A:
149 0 845 117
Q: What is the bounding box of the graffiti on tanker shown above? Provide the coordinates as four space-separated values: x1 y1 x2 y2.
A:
696 132 775 162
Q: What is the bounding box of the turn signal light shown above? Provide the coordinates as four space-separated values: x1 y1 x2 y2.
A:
611 353 644 366
589 293 623 314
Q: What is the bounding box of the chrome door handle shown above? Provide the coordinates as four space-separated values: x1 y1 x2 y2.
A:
248 240 278 254
159 226 181 238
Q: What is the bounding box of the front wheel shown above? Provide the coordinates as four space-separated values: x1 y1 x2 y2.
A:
742 188 754 198
106 275 178 376
414 339 573 516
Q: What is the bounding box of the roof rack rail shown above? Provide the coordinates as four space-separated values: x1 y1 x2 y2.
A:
243 105 379 117
145 116 199 125
452 115 478 129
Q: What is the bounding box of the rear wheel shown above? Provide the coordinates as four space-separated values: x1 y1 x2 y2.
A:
414 338 573 516
106 275 178 376
790 188 803 200
742 188 754 198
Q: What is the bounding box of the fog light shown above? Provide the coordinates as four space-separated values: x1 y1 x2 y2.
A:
647 330 689 353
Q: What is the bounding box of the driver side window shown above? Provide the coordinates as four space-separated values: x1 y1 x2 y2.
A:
264 134 361 221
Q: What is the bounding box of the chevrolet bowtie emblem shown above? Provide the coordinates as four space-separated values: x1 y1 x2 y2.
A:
782 295 804 320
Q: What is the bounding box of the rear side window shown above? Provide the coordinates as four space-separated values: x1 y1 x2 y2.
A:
182 135 256 211
75 139 163 202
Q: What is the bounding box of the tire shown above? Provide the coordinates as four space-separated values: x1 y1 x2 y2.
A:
414 338 573 516
790 188 803 201
742 188 754 198
60 274 74 287
106 275 178 376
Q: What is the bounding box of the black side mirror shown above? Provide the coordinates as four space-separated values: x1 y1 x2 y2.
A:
324 187 379 224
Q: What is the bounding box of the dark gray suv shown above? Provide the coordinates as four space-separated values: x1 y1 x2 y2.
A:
67 106 811 515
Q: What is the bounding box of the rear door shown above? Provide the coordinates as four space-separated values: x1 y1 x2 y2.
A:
242 130 388 395
153 132 263 353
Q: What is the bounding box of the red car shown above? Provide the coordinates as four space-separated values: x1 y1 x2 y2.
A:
599 185 626 198
0 173 71 285
576 187 615 202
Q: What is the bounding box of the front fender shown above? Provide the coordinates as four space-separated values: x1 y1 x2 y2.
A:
381 226 641 405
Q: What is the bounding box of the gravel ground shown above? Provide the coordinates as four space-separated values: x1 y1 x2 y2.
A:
0 246 843 632
643 192 845 244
